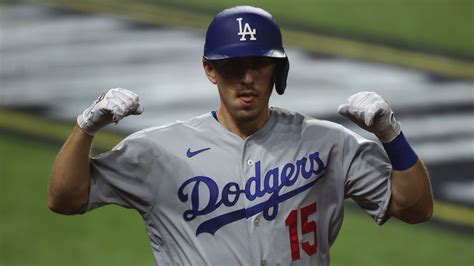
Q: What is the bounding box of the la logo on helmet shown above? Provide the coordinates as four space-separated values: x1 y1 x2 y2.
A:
236 17 256 41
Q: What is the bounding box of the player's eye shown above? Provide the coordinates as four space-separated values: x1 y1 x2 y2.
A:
212 57 275 78
212 59 244 78
251 58 275 69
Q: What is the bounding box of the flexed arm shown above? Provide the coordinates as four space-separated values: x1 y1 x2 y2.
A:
338 91 433 223
48 88 143 214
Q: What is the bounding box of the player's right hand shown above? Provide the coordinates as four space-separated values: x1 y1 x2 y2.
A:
77 88 144 135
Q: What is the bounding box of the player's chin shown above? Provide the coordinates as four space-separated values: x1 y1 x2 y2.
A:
232 107 260 122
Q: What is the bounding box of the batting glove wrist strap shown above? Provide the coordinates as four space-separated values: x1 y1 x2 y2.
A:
382 131 418 171
77 88 143 136
374 115 401 143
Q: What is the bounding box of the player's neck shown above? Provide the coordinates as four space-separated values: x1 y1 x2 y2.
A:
216 108 272 139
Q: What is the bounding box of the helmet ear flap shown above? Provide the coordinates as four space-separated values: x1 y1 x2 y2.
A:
275 58 289 95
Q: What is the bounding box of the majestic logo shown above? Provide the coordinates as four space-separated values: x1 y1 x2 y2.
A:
236 17 257 41
187 147 211 158
178 151 326 236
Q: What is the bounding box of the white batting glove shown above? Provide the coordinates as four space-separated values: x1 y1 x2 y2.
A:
77 88 144 135
337 91 401 143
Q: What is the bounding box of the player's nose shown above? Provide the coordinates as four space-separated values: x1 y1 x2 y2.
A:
240 68 256 87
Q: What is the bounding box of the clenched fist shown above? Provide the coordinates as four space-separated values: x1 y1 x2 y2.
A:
338 91 401 143
77 88 143 135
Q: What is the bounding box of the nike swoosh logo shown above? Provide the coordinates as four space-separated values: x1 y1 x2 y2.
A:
186 147 211 158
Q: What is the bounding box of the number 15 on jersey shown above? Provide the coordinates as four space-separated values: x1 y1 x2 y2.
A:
285 202 318 261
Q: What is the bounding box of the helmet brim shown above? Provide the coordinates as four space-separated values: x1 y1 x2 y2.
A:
204 45 286 61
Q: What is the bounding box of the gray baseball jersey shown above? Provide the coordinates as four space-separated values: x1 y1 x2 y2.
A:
85 107 392 266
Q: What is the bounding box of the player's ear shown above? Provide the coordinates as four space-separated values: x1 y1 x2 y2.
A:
203 59 217 84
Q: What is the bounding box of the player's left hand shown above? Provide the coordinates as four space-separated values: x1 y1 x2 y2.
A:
337 91 401 143
77 88 143 136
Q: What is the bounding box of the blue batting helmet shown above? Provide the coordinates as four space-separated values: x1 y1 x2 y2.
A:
203 6 290 95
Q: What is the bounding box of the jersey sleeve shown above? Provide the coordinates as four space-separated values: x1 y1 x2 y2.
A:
84 132 159 215
342 129 393 225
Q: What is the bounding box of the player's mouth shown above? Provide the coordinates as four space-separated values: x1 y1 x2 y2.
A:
238 91 257 106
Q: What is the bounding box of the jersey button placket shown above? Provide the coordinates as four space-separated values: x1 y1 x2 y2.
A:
245 141 252 148
244 139 254 165
242 139 259 264
246 141 254 166
254 217 260 226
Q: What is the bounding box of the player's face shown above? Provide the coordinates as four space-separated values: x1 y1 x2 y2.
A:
203 57 276 124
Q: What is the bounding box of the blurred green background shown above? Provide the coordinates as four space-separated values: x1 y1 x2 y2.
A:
1 0 473 265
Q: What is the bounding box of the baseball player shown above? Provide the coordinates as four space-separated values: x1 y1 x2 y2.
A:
48 6 433 266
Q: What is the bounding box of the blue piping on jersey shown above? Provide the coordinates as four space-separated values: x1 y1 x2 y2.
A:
211 111 218 121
